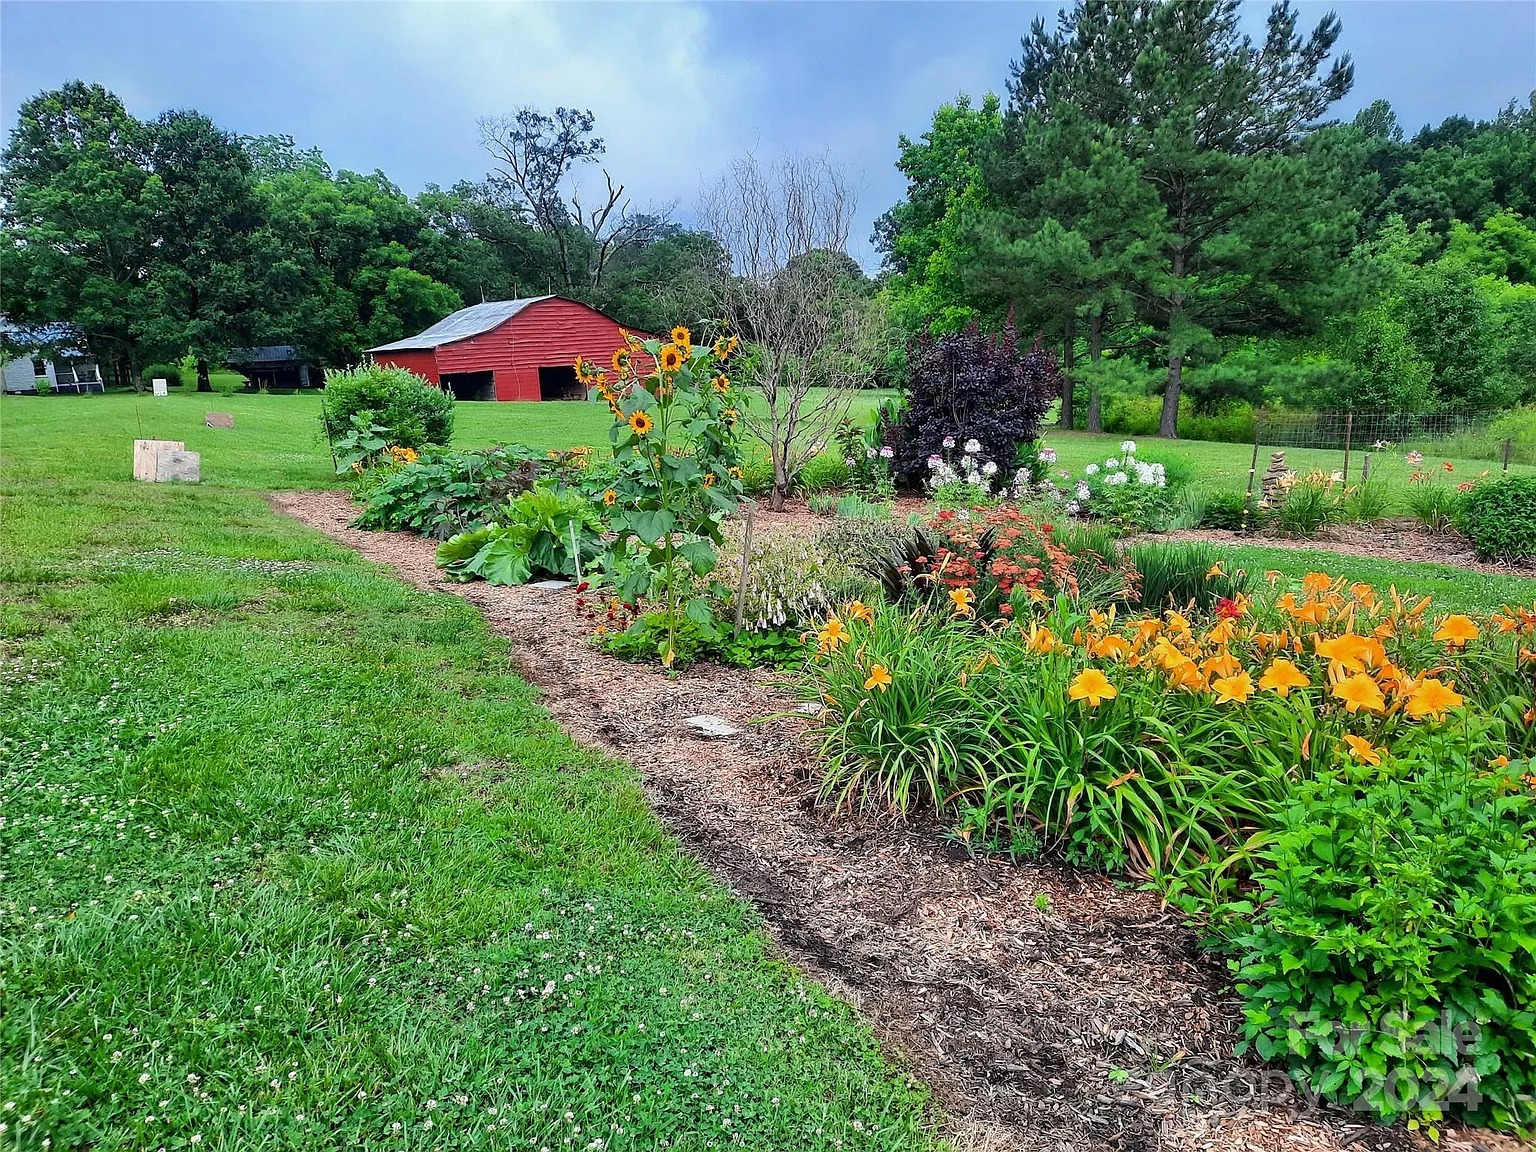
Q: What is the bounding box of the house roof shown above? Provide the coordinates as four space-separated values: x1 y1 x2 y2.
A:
366 297 554 353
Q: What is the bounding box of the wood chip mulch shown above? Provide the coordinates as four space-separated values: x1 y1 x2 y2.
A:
270 489 1522 1152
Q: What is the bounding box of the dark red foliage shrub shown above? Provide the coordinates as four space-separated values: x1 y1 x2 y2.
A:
890 312 1062 486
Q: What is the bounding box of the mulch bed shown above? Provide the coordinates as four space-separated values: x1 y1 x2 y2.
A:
270 489 1521 1152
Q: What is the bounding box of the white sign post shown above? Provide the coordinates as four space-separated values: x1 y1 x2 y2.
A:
151 377 169 397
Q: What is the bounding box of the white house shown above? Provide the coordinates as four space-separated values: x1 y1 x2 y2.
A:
0 322 105 394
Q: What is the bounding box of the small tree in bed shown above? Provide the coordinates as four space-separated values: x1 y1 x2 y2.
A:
891 313 1061 488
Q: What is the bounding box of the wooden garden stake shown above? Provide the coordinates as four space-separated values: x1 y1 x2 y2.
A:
569 520 583 584
1241 427 1261 536
733 500 756 633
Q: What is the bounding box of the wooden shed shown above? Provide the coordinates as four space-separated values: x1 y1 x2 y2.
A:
366 296 655 401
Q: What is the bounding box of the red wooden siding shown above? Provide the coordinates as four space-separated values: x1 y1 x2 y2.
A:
376 348 440 385
372 297 657 401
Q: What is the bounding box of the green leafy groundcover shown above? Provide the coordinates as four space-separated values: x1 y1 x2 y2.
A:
1225 750 1536 1134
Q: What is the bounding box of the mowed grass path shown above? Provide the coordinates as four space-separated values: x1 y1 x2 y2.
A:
6 389 1534 612
0 392 939 1150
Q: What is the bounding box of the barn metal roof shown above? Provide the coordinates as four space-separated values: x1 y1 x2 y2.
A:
227 345 305 365
366 297 554 353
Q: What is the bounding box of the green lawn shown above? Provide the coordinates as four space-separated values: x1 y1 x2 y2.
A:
7 389 1533 613
1034 427 1535 508
0 391 939 1149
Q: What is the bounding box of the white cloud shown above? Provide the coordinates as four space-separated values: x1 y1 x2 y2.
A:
379 2 760 216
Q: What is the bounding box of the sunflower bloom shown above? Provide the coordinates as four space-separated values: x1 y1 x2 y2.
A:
670 325 692 348
659 344 685 373
603 488 617 507
711 374 730 394
1343 734 1382 765
1068 668 1117 707
949 587 975 617
628 410 654 436
1405 677 1465 721
1333 673 1385 714
1433 614 1479 648
1211 670 1255 705
1258 658 1310 697
863 664 892 692
611 347 631 374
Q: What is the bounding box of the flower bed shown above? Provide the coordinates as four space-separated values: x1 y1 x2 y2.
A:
805 575 1536 1132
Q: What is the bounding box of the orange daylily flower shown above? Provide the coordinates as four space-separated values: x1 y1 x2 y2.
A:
844 600 874 624
1313 633 1373 673
863 664 893 692
1258 658 1310 697
1333 673 1386 714
1202 649 1242 680
1090 634 1130 660
1433 615 1479 648
817 616 849 651
1025 624 1059 654
1301 572 1334 595
1211 670 1255 705
1068 668 1117 706
1343 734 1382 765
1404 677 1464 721
949 587 975 617
1167 660 1207 692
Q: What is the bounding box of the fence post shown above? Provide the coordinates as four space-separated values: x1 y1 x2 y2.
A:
1342 412 1353 483
1242 419 1262 535
1504 438 1513 473
733 500 756 633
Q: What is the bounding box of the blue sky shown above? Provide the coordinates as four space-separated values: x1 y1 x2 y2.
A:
2 1 1533 267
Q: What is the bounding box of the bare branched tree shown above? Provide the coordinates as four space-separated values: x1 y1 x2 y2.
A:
477 107 668 291
703 154 880 510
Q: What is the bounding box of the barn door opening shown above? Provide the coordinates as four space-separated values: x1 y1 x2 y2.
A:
442 370 496 401
537 365 584 401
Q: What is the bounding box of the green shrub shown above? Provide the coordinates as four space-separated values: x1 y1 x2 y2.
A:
353 445 541 538
1225 751 1536 1132
1458 475 1536 561
436 486 604 585
322 364 454 450
1127 542 1252 611
1181 402 1258 444
140 362 185 389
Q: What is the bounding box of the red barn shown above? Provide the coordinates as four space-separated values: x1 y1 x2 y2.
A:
366 296 655 401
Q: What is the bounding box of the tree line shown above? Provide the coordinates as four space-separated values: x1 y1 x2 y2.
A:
0 83 729 389
874 0 1536 435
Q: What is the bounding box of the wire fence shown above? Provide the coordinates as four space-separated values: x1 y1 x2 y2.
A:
1242 410 1525 517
